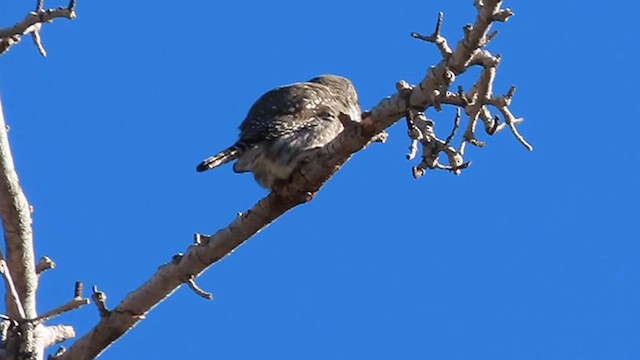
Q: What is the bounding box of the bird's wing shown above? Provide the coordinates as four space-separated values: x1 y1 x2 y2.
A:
238 82 335 144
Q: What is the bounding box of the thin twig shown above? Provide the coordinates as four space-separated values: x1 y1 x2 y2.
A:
445 108 461 145
186 276 214 300
35 298 90 324
0 260 26 321
411 12 452 58
35 282 90 323
30 25 47 57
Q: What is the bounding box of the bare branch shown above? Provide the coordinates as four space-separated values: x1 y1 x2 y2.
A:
60 1 529 358
36 299 90 325
34 282 90 323
445 108 461 145
411 12 453 58
186 276 214 300
0 99 38 320
0 3 80 358
487 86 532 150
495 104 532 150
406 112 468 177
30 25 47 57
0 2 77 56
0 260 25 321
41 324 75 348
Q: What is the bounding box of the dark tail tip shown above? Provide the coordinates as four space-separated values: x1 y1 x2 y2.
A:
196 145 242 173
196 162 210 172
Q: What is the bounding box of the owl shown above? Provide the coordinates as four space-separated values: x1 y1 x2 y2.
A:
197 75 361 189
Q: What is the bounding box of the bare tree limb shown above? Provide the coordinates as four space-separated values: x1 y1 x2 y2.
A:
40 325 75 348
34 282 90 323
10 323 76 360
0 99 37 321
0 99 83 360
58 1 529 359
0 0 77 56
0 100 58 360
0 2 80 359
0 260 26 322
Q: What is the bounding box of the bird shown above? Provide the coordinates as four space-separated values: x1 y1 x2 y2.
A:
196 75 362 189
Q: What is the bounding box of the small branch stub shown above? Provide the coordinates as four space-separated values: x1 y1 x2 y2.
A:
92 286 110 318
35 256 56 275
186 276 214 300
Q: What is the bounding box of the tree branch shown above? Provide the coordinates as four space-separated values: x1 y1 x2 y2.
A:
0 259 26 322
0 99 38 321
0 0 77 56
0 2 80 359
60 0 528 358
34 282 90 324
0 99 83 360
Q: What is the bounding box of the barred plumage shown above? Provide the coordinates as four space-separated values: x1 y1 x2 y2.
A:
196 144 244 172
196 75 361 189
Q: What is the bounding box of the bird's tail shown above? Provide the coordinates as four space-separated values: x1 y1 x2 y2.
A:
196 144 244 172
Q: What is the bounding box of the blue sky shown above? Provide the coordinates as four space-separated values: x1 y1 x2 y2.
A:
1 0 639 359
